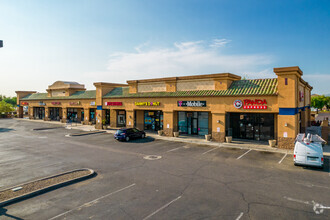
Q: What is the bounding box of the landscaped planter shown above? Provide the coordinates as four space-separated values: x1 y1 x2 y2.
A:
205 134 211 141
269 140 276 147
173 132 179 137
225 136 232 143
158 130 163 136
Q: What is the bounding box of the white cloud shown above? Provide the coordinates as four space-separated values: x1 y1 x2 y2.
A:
84 40 274 83
210 38 231 48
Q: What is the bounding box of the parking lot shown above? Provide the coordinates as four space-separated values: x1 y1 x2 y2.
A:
0 119 330 219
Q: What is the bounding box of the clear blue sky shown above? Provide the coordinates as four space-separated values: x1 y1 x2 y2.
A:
0 0 329 96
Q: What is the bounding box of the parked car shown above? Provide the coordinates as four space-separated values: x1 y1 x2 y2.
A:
294 133 324 168
114 128 146 142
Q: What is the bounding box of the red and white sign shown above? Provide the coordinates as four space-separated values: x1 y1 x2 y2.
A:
105 102 122 106
51 102 61 105
243 99 267 109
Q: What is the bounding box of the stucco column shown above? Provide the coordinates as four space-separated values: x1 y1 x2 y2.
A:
126 110 134 128
110 109 117 128
135 110 144 130
277 114 299 149
211 112 225 142
44 107 49 121
95 108 105 129
17 105 23 118
77 108 82 123
163 111 175 137
84 108 90 125
28 106 33 119
61 107 67 123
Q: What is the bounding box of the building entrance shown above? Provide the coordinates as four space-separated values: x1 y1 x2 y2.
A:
90 109 96 124
33 107 45 120
67 108 78 122
178 112 209 135
49 107 61 121
227 113 274 141
117 110 126 127
144 111 163 131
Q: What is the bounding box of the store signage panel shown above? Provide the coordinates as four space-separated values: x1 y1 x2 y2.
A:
135 102 160 106
21 102 29 105
39 102 46 106
51 102 61 105
178 101 206 107
105 102 122 106
233 99 267 109
90 101 96 106
70 101 81 105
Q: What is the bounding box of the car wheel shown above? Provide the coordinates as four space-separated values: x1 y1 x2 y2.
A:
125 136 130 142
141 134 145 139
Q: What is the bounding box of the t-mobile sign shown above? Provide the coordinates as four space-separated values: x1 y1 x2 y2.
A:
178 101 207 107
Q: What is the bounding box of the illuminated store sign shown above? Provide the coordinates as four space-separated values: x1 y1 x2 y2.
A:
234 99 267 109
69 101 81 105
51 102 61 105
178 101 206 107
105 102 123 106
135 102 160 106
21 102 29 105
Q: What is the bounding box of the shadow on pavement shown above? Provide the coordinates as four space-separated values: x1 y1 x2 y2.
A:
0 128 15 133
121 136 156 143
0 207 24 220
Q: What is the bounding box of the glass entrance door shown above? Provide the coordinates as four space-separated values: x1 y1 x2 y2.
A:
228 113 274 141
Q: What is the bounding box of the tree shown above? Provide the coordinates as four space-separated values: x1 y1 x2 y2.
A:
311 95 329 113
0 95 17 107
0 100 14 114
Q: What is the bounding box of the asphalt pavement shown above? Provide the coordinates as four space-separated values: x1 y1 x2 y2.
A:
0 119 329 220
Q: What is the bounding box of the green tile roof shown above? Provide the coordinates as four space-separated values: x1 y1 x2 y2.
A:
21 90 96 100
103 78 278 98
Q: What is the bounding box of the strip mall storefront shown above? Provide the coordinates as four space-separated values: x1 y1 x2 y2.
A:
16 66 312 149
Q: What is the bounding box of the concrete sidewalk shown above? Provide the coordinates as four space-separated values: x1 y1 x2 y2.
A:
17 118 330 156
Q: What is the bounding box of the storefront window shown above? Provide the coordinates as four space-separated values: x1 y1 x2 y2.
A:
144 111 163 131
178 111 209 136
198 112 209 135
34 107 45 120
227 113 274 141
117 110 126 127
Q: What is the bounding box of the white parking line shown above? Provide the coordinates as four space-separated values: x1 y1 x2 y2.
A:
278 153 287 164
202 146 221 155
166 147 181 152
142 196 182 220
236 149 252 160
48 183 136 220
236 212 244 220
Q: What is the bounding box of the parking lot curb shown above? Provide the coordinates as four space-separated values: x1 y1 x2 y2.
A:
0 168 95 207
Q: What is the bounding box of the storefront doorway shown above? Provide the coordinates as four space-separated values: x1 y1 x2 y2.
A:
33 107 45 120
178 111 209 136
105 109 110 125
144 111 163 131
67 108 78 122
117 110 126 127
226 113 274 141
90 109 96 124
49 107 61 121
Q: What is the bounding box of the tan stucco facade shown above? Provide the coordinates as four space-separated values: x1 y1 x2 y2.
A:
16 66 313 149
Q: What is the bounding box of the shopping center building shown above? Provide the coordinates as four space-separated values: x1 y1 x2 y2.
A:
16 66 312 149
